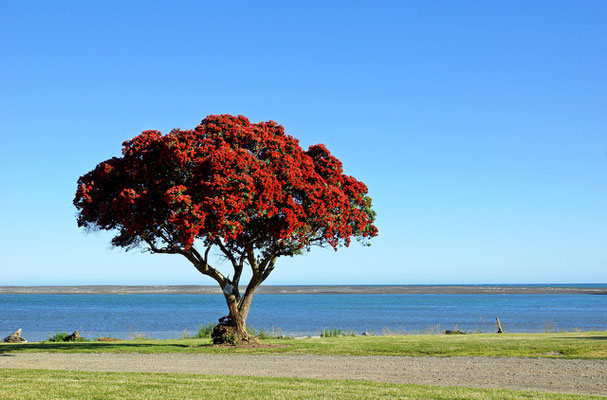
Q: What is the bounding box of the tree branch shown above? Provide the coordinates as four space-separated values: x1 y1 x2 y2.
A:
216 239 238 269
233 253 245 289
142 233 228 290
229 255 244 300
238 270 261 318
261 256 277 282
141 236 177 255
245 243 259 274
156 229 175 247
187 253 227 288
189 245 204 264
204 245 212 264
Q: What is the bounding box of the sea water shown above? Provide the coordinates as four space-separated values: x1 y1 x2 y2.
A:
1 293 606 341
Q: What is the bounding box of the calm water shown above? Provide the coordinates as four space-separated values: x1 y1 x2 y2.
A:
1 293 606 341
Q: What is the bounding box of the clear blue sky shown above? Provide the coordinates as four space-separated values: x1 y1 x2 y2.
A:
1 1 605 285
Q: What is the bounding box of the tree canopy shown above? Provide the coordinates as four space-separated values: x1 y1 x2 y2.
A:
74 114 378 340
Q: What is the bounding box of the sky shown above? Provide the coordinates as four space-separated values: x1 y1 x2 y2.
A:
0 1 605 285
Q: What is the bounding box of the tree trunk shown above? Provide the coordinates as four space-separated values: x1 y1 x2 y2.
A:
238 281 260 323
226 296 249 341
227 270 262 342
204 250 272 344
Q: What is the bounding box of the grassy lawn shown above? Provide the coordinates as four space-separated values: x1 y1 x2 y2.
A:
1 331 606 358
0 369 602 400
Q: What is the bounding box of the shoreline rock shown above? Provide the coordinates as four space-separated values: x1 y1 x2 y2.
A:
3 328 28 343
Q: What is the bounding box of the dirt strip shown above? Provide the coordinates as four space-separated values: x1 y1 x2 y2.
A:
1 353 606 396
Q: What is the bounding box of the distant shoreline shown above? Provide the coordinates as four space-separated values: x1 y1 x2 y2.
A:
0 285 605 295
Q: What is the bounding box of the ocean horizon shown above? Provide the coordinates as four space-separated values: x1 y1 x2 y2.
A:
1 283 606 295
2 286 606 341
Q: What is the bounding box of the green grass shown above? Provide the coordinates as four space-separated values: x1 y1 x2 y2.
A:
0 369 601 400
1 331 606 359
320 328 356 337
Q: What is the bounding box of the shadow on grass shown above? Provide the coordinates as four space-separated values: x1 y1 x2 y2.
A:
553 336 607 341
0 341 213 354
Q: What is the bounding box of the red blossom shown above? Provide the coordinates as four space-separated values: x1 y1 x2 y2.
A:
74 114 377 253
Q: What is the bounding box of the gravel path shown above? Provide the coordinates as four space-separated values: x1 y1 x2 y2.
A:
1 353 606 396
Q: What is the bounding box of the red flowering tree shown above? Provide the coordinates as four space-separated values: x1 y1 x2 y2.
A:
74 115 377 341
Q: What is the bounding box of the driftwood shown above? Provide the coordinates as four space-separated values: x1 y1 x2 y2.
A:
496 317 504 333
66 330 82 341
3 328 27 343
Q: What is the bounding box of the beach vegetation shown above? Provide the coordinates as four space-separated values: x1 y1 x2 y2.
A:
192 322 216 339
127 332 148 340
320 328 356 338
247 326 286 339
45 332 71 342
45 332 88 343
4 332 605 359
544 321 556 333
74 115 378 342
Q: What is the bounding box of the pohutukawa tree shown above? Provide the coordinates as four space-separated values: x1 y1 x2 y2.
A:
74 115 378 341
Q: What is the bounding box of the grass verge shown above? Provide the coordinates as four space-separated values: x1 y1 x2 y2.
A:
1 332 605 359
0 369 601 400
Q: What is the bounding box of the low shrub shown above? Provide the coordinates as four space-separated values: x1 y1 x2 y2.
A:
46 332 88 342
320 328 355 338
193 322 216 339
46 332 71 342
223 331 238 345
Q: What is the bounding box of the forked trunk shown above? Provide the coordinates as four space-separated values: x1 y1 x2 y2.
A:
225 272 263 343
211 258 268 345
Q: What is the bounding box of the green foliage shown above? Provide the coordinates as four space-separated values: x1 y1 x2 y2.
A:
223 331 238 345
46 332 71 342
246 325 261 338
320 328 356 338
246 326 286 339
193 323 216 339
46 332 88 343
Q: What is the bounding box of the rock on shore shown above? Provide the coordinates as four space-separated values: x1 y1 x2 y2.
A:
3 328 27 343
